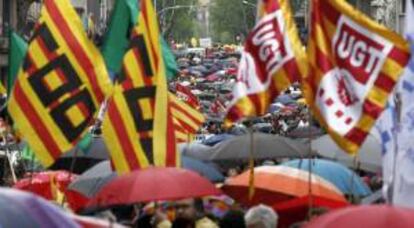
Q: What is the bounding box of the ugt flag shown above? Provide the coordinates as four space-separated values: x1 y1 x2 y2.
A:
304 0 411 154
225 0 307 123
8 0 111 167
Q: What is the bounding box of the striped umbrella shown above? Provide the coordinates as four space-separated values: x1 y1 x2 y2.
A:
222 166 346 206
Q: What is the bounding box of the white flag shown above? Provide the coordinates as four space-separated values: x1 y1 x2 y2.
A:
390 0 414 207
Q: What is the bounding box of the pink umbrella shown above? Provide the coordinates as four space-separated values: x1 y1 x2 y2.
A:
88 167 221 208
305 205 414 228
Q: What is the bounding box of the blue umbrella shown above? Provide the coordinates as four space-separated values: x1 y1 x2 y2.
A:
275 94 296 105
202 134 234 146
182 156 224 182
0 188 78 227
282 159 372 196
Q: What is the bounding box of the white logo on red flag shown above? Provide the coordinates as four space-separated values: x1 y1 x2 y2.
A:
232 10 294 101
316 16 393 135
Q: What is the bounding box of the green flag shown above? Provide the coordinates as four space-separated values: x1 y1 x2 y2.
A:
8 32 28 97
101 0 138 76
101 0 178 80
161 38 179 80
77 132 93 153
21 143 36 161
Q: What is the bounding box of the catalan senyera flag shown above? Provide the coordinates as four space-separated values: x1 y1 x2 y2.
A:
225 0 307 123
303 0 411 154
169 93 205 143
102 0 177 174
8 0 111 167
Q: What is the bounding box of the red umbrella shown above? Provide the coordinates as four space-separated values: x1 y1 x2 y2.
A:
273 196 349 228
304 205 414 228
13 171 88 212
88 167 221 208
14 171 76 200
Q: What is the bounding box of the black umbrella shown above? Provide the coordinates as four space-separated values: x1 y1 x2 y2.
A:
49 137 109 174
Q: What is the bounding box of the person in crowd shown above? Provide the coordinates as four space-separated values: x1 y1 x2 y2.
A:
154 198 218 228
219 210 246 228
244 204 278 228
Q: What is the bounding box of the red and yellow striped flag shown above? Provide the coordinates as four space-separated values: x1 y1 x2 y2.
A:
225 0 307 123
8 0 111 167
303 0 411 154
169 93 205 143
102 0 177 174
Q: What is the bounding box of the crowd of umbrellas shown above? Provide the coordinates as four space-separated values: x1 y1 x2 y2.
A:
2 47 412 227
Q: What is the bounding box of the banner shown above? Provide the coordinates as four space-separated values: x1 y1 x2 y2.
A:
8 0 111 167
304 0 410 154
225 0 307 123
102 0 177 174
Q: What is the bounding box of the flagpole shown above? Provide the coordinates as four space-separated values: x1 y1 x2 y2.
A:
307 108 313 219
248 124 255 200
389 92 402 205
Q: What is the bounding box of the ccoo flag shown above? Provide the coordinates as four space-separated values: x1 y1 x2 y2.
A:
103 0 177 174
8 0 112 167
303 0 411 154
225 0 307 123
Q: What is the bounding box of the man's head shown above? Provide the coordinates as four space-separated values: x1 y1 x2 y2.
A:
174 198 204 221
244 204 278 228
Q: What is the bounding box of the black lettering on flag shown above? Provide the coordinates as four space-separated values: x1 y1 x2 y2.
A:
26 23 96 142
130 34 154 77
124 86 156 163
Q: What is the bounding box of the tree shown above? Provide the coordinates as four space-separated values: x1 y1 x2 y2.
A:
210 0 257 44
156 0 198 43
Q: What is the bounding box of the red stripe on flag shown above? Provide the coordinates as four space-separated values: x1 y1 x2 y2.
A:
344 128 368 147
282 59 301 82
388 47 410 67
13 82 61 160
171 103 203 126
320 1 341 25
45 0 105 102
165 105 177 166
362 99 383 119
315 46 334 73
226 105 244 123
107 100 142 170
374 73 396 93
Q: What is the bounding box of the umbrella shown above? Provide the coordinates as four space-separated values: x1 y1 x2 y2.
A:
50 137 110 174
68 161 116 198
304 205 414 228
183 133 312 161
13 171 88 212
275 94 296 105
14 171 76 200
286 126 325 139
202 134 234 146
222 166 346 207
182 156 224 182
312 134 381 173
69 157 224 199
282 159 372 196
0 188 79 227
273 195 349 228
88 167 221 208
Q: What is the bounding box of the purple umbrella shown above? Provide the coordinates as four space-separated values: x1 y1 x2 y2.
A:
0 188 79 228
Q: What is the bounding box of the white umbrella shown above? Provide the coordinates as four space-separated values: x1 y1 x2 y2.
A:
311 134 382 173
182 133 311 161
